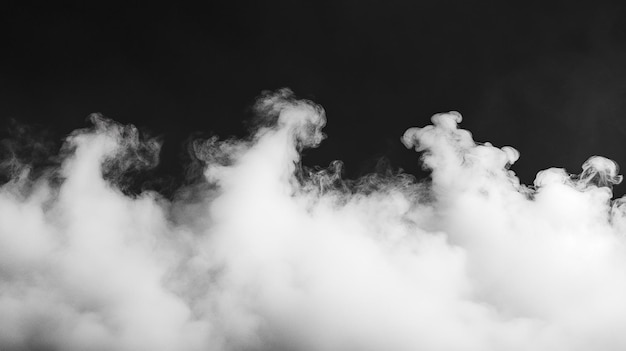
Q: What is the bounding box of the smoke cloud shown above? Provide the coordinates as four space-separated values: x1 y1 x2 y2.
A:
2 89 626 350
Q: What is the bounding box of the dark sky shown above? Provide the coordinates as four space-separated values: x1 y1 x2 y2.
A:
3 1 626 195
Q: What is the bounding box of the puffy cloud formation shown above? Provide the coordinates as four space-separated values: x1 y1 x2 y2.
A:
2 89 626 351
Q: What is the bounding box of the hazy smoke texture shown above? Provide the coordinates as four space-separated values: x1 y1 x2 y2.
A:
2 89 626 350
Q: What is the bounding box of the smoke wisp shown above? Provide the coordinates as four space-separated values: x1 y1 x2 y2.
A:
2 89 626 351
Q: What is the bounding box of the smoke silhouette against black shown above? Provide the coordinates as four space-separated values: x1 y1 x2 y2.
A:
2 90 626 350
4 1 626 350
4 1 626 197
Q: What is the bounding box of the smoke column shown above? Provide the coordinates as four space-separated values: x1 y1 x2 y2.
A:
2 89 626 350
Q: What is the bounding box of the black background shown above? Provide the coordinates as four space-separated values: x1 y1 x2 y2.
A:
2 1 626 196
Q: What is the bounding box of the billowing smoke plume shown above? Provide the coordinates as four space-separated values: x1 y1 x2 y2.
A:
2 89 626 351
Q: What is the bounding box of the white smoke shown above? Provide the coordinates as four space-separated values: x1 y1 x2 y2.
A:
2 88 626 351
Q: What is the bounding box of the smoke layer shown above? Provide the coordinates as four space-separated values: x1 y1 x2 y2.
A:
2 89 626 351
